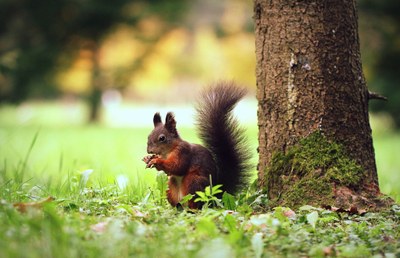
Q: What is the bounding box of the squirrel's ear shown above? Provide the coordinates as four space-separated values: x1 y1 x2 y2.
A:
165 112 178 136
153 112 162 127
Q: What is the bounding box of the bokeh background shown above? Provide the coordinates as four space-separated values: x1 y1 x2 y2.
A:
0 0 256 126
0 0 398 128
0 0 399 200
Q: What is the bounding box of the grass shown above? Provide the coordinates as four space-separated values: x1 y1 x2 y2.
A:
373 132 400 201
0 104 399 257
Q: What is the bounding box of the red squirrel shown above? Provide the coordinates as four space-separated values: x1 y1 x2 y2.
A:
142 82 251 209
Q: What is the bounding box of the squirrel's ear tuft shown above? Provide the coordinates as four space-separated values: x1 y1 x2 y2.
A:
165 112 178 136
153 112 162 127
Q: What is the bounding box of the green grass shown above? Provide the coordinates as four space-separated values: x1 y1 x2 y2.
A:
374 132 400 202
0 105 399 257
0 125 153 190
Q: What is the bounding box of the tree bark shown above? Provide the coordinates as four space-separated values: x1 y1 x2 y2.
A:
254 0 392 210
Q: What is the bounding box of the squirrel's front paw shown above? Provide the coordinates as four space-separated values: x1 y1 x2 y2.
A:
142 154 155 168
143 154 160 169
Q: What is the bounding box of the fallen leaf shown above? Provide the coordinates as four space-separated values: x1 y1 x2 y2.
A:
13 196 55 213
132 209 146 218
283 209 296 219
91 221 108 233
323 245 336 256
327 205 367 215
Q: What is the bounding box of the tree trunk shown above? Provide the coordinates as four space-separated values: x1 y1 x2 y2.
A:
254 0 392 211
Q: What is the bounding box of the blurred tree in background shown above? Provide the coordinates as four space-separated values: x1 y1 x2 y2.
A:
0 0 188 122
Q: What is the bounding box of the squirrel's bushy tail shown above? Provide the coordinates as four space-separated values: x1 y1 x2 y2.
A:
196 81 252 194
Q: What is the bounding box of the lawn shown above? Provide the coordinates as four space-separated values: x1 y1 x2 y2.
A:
0 104 399 257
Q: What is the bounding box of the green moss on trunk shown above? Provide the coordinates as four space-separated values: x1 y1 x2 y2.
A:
265 132 365 209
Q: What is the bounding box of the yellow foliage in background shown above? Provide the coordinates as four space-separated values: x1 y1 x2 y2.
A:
55 2 256 100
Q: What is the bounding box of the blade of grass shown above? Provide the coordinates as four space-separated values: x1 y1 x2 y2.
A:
18 130 40 175
58 152 64 173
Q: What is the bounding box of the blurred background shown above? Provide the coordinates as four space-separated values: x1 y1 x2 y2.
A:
0 0 399 201
0 0 256 127
0 0 398 128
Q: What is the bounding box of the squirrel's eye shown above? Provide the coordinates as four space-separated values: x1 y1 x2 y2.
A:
158 134 166 142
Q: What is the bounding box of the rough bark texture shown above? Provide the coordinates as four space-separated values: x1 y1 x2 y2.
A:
254 0 391 210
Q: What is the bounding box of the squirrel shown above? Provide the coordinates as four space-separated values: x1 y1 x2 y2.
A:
142 82 252 209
